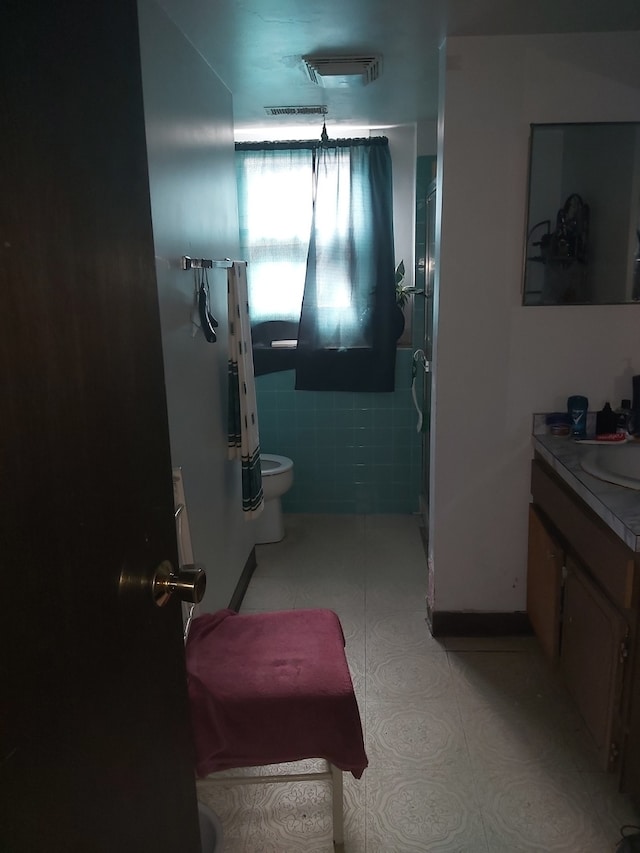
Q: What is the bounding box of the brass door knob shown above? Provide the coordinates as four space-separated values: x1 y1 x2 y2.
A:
151 560 206 607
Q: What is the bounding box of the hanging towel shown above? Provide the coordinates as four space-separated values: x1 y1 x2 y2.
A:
227 261 264 518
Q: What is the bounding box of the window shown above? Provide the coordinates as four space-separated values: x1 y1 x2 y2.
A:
236 147 313 326
236 137 397 391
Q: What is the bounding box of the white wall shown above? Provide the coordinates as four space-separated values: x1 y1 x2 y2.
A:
138 0 253 611
430 32 640 613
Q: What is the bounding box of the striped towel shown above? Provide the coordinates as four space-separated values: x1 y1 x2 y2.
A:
227 261 263 518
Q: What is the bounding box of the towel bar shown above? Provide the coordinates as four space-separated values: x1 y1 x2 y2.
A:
181 256 236 270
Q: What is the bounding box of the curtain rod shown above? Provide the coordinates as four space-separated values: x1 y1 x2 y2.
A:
235 136 389 151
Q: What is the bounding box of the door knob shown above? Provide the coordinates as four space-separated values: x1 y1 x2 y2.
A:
151 560 206 608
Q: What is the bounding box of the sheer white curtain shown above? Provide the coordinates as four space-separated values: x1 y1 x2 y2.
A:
235 146 313 325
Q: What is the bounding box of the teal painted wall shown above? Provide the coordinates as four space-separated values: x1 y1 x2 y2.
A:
255 349 421 513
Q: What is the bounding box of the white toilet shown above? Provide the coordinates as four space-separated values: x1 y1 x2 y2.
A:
255 453 294 544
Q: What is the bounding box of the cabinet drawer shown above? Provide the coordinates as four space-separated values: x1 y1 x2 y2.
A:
531 459 635 610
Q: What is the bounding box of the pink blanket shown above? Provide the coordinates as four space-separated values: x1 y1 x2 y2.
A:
185 608 368 779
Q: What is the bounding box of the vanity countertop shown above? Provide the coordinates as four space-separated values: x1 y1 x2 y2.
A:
532 432 640 552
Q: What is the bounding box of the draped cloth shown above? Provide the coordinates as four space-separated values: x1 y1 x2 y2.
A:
235 138 397 391
296 140 397 391
185 608 369 779
227 261 263 517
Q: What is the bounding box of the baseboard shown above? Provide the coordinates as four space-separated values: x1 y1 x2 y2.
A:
427 609 532 638
228 547 257 611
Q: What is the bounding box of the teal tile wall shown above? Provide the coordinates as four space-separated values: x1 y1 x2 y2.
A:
255 349 422 513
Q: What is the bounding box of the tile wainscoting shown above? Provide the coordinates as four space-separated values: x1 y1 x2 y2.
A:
255 350 422 514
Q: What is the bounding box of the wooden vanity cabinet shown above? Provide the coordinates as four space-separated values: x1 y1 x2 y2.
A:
527 505 563 661
528 456 639 784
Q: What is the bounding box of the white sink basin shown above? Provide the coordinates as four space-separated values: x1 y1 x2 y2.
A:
581 442 640 490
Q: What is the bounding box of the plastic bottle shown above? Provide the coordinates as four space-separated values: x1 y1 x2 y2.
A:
632 376 640 437
596 402 617 437
567 395 588 439
616 399 632 435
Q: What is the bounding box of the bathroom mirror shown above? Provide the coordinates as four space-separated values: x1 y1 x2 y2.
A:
522 122 640 306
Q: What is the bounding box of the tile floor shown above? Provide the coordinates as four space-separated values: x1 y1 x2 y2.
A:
196 514 640 852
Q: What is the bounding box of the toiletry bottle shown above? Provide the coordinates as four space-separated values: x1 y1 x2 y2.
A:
596 402 617 438
616 399 632 435
631 376 640 437
567 395 588 439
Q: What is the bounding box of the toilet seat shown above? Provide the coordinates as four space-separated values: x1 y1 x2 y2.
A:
256 454 294 544
261 453 293 475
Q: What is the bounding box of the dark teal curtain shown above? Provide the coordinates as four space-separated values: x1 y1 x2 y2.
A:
235 137 396 391
296 138 396 391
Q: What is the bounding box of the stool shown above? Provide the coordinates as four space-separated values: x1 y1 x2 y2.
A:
185 608 368 850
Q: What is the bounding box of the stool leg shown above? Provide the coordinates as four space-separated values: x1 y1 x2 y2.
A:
330 764 344 850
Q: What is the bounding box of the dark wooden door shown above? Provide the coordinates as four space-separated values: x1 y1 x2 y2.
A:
1 2 200 850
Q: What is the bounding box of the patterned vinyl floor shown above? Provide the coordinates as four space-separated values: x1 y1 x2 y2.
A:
196 514 640 852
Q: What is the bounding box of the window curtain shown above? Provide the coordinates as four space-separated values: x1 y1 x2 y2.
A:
296 138 396 391
235 137 396 392
236 144 314 326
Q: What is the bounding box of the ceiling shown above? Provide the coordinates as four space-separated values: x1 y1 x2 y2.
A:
162 0 640 134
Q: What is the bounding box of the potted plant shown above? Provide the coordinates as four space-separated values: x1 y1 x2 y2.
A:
393 261 421 339
395 260 419 308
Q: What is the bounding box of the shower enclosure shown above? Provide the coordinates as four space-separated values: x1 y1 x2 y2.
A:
418 180 437 530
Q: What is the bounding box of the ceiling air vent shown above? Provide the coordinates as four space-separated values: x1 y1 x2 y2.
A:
264 105 328 116
302 55 382 88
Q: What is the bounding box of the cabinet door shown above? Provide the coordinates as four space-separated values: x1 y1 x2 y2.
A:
527 505 563 661
561 558 628 770
622 646 640 803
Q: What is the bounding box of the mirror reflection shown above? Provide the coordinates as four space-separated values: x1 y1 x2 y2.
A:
522 122 640 306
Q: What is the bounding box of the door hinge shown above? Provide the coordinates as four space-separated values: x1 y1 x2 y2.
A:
609 740 620 767
620 639 629 665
